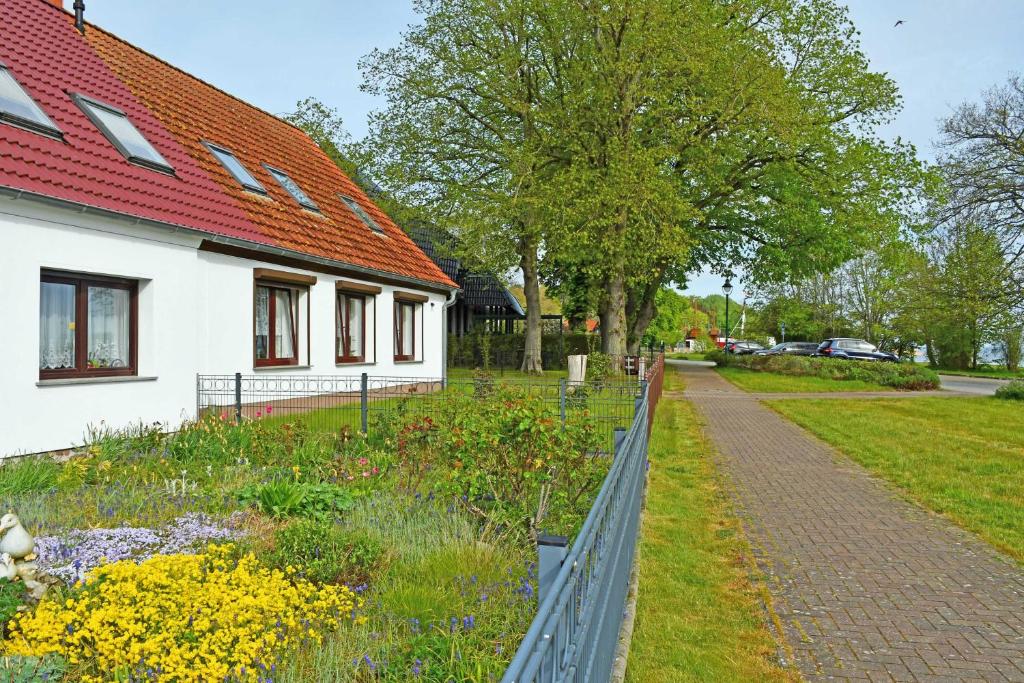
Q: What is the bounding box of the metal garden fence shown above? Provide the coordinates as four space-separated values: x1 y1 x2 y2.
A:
196 372 646 452
500 354 663 683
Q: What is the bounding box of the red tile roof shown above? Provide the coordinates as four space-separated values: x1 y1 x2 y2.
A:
0 0 261 242
85 14 454 290
0 0 455 290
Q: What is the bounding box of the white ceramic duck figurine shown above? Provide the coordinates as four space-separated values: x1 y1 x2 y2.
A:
0 513 35 560
0 553 16 582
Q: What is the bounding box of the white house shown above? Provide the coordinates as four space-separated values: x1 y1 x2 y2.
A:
0 0 458 457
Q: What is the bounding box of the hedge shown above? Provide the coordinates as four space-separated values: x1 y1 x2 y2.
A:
707 351 940 391
995 380 1024 401
448 332 598 369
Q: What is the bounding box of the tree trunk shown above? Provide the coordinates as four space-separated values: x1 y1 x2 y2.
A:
520 236 544 374
626 279 659 354
602 270 628 357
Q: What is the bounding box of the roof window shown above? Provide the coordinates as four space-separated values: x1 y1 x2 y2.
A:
0 63 61 138
203 141 266 193
264 164 318 211
340 195 384 234
72 94 172 174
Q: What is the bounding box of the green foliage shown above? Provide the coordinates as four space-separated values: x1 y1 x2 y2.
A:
0 579 28 630
995 380 1024 401
643 288 689 347
267 519 383 585
585 352 613 383
0 654 66 682
0 458 61 497
727 354 939 391
377 386 606 538
236 480 355 521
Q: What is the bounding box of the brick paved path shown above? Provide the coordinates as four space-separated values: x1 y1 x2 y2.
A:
677 364 1024 682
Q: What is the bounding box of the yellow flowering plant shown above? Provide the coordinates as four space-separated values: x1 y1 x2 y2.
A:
6 544 363 682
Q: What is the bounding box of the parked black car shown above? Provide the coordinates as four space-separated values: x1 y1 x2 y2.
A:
814 338 898 362
725 340 764 355
754 342 819 357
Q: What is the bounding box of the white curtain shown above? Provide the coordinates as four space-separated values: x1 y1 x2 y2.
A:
402 303 415 356
87 287 129 368
348 297 363 357
40 282 75 369
255 287 270 359
336 295 345 358
274 289 294 359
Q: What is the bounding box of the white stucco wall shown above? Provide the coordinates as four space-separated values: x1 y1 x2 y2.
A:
0 198 448 457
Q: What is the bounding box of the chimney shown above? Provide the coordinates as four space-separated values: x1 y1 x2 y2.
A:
73 0 85 34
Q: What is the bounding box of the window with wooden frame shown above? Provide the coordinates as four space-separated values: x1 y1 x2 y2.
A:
394 300 416 361
39 271 137 379
253 270 314 367
336 293 365 363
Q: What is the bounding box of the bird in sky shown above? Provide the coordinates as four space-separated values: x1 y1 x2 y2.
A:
894 19 905 27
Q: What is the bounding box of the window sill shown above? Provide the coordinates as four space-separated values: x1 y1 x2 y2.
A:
37 375 157 387
336 361 376 367
394 360 424 364
253 364 312 372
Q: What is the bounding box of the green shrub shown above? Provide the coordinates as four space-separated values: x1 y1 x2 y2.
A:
377 385 606 538
237 480 355 520
995 380 1024 401
267 519 383 584
705 348 731 366
585 352 613 382
0 579 28 630
727 354 939 390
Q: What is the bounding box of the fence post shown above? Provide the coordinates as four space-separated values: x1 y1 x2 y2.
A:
537 534 569 605
360 372 369 435
559 378 567 429
635 380 647 417
234 372 242 425
614 426 627 457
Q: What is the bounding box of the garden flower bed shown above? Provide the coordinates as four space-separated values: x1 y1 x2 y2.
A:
0 382 608 681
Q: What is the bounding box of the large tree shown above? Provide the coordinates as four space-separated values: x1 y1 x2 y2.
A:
355 0 577 373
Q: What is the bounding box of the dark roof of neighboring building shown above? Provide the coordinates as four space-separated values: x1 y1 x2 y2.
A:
408 224 524 314
0 0 455 290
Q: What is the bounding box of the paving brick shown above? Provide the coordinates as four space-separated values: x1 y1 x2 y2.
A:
677 364 1024 682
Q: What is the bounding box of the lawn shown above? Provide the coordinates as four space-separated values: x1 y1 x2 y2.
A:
666 352 707 361
0 382 610 681
716 366 891 393
627 370 795 682
770 396 1024 560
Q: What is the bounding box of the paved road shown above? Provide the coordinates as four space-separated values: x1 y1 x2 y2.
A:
668 359 1010 397
677 362 1024 682
939 374 1010 396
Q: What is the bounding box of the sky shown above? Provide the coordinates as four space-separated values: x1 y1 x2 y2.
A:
83 0 1024 296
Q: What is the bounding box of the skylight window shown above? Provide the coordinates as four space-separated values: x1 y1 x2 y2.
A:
0 63 61 138
72 94 172 174
203 141 266 193
340 195 384 234
264 164 319 211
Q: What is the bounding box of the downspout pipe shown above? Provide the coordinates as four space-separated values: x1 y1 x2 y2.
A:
441 289 458 387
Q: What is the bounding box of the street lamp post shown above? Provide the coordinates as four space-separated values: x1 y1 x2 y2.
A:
723 276 733 351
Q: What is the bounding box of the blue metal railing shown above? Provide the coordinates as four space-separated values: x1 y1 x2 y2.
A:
501 379 653 683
